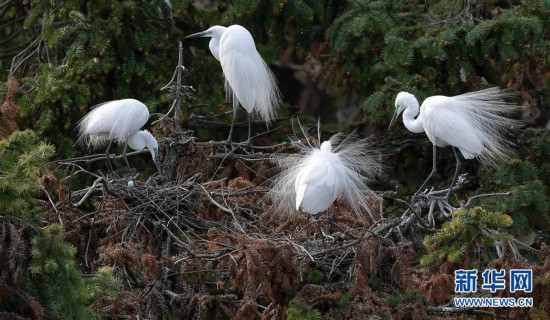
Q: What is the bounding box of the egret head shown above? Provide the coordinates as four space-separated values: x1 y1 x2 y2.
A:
320 140 332 152
185 25 227 39
129 130 162 173
389 91 414 129
151 146 161 174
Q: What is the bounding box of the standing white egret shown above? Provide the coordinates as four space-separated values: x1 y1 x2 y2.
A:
268 127 382 221
185 25 282 146
77 99 161 173
389 87 521 203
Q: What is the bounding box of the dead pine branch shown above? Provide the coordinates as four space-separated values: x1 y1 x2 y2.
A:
156 40 195 131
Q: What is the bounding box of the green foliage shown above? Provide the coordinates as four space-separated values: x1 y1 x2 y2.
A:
465 9 542 62
232 0 344 57
15 0 177 157
307 269 325 284
480 128 550 232
386 294 399 308
1 1 549 317
421 207 513 266
387 288 420 308
386 289 421 308
0 129 120 317
0 130 54 221
324 0 550 130
25 225 121 318
287 298 323 320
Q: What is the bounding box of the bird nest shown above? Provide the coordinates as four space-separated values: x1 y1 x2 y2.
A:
53 131 519 318
60 131 412 275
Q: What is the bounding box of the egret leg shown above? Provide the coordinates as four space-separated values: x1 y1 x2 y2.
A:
104 140 115 174
226 106 238 145
445 147 461 201
313 215 327 248
122 142 131 170
246 114 252 151
412 144 437 204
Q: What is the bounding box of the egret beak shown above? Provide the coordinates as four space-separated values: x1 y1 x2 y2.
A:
388 108 401 130
185 30 209 38
153 155 162 174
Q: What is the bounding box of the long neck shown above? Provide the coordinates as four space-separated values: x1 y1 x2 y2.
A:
402 99 424 134
208 26 226 61
128 131 158 160
143 133 159 161
209 38 220 61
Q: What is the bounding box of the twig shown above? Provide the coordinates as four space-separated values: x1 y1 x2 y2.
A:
56 149 151 165
156 221 194 254
42 186 63 226
207 187 269 197
157 40 195 129
197 185 245 233
463 192 512 208
426 306 498 318
71 176 107 207
289 239 315 262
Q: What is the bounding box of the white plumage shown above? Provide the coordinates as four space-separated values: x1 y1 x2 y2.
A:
76 99 161 171
268 132 382 219
294 141 343 214
77 99 148 147
186 25 282 143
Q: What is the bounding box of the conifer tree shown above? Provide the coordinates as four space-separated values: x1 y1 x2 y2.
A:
421 207 513 266
0 130 120 317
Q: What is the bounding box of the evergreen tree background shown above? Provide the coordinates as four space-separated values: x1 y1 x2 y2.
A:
0 0 549 318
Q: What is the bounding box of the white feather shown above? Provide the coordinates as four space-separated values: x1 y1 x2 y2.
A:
193 24 282 123
267 130 383 219
219 25 281 122
77 99 149 149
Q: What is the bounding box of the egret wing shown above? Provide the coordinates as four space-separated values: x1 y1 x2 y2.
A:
77 99 149 147
219 26 280 122
422 98 483 157
294 158 329 210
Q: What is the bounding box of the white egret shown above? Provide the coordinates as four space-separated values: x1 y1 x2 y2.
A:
186 25 282 146
268 127 382 221
77 99 161 173
389 87 521 203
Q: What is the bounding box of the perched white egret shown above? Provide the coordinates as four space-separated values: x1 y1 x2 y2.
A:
268 128 382 220
389 87 521 203
186 25 282 146
77 99 161 173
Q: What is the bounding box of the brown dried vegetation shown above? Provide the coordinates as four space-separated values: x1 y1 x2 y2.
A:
12 132 544 319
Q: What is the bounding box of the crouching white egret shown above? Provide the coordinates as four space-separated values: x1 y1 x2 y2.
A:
268 129 382 221
77 99 161 173
186 24 282 146
389 87 521 203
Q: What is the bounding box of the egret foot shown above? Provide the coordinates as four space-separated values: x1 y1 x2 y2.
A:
219 138 235 153
313 218 334 247
425 195 454 218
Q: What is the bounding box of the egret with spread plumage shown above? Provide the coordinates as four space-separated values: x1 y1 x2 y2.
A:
268 126 382 221
389 87 521 204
